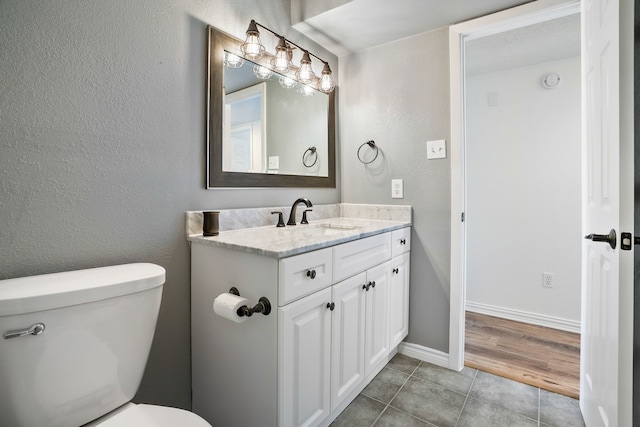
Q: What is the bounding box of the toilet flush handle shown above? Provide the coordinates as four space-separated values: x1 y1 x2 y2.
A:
3 323 45 340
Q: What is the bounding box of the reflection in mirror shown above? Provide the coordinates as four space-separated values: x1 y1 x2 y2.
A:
207 26 336 188
223 57 328 177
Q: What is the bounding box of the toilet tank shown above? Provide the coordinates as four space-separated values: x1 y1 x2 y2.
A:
0 263 165 427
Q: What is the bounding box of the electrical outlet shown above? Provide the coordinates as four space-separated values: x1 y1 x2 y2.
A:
542 272 554 288
391 179 404 199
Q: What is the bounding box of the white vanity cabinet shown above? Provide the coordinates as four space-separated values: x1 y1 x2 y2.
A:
191 226 410 427
279 287 332 427
389 228 411 349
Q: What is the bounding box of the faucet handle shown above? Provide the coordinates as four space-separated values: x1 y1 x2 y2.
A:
271 211 285 227
301 209 313 225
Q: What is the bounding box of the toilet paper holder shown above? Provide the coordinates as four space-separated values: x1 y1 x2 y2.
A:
229 287 271 317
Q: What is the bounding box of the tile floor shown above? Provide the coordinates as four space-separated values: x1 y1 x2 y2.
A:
331 354 585 427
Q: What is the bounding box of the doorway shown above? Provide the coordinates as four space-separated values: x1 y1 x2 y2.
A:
462 12 582 397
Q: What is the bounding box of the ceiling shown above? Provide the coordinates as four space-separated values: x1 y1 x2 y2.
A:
465 13 580 75
292 0 536 55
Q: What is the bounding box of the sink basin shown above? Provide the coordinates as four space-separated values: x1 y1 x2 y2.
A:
314 223 359 231
297 223 360 236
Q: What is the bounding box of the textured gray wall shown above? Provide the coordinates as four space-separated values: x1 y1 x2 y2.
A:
0 0 338 409
339 28 451 353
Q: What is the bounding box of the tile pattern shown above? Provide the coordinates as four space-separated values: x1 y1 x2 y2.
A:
331 354 585 427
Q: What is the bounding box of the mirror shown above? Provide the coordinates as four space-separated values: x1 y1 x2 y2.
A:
207 26 336 188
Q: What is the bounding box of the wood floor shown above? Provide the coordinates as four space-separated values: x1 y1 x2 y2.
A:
464 311 581 399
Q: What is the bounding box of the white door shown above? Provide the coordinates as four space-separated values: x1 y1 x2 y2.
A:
331 273 366 411
279 288 332 427
389 253 410 349
364 261 390 376
580 0 620 425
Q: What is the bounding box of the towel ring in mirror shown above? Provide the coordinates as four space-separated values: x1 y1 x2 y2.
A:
303 146 318 168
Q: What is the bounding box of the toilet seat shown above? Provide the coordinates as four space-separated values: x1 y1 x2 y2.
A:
86 403 212 427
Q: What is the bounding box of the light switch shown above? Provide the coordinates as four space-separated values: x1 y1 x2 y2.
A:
427 140 446 159
391 179 404 199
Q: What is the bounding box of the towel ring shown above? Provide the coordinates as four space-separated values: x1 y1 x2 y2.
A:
303 146 318 168
357 140 379 164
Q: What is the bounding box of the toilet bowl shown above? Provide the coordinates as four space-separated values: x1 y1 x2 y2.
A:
86 403 211 426
0 263 212 427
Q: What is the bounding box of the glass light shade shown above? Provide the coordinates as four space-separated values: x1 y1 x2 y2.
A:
253 65 273 79
224 52 244 68
272 37 292 73
240 21 265 60
319 63 335 93
279 76 296 88
241 34 264 60
296 51 315 84
298 85 315 97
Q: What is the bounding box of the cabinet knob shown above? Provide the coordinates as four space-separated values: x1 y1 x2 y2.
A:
400 239 406 245
371 281 376 288
326 302 335 311
392 268 399 274
307 270 317 279
363 282 374 291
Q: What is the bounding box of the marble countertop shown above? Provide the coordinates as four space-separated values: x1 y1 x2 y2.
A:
188 217 411 258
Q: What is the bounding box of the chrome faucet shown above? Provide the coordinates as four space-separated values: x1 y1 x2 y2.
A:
287 198 313 226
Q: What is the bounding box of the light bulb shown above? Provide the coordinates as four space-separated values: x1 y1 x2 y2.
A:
253 65 273 80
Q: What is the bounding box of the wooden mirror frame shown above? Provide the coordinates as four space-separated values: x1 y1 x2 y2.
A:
206 26 336 188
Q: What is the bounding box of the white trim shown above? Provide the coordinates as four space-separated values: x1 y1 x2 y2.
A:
398 342 449 369
465 301 581 334
448 0 581 374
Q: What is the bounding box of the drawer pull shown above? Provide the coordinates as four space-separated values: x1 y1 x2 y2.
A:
306 270 317 279
326 302 335 311
392 268 399 274
400 239 406 245
363 281 375 291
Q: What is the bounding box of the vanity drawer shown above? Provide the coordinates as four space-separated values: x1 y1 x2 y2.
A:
334 233 392 282
391 227 411 258
279 248 333 306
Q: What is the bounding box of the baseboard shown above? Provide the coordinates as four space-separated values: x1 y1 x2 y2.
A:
398 342 450 368
465 301 581 334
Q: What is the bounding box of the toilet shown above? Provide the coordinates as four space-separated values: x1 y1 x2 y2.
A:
0 263 212 427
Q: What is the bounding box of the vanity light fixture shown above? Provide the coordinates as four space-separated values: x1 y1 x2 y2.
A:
296 50 315 84
319 62 336 93
240 19 336 93
272 36 293 73
240 20 265 60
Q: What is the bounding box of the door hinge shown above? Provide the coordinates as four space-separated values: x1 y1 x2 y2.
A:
461 212 465 222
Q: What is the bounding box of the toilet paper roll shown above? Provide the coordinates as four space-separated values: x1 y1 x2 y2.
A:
213 292 249 323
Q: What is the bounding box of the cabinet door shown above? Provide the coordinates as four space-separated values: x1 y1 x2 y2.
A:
279 288 332 427
389 252 410 349
364 261 391 377
331 272 366 411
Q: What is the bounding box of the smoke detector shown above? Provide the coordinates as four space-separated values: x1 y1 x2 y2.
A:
542 72 561 89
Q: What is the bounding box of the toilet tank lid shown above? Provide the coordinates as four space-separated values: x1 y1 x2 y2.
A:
0 263 165 316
